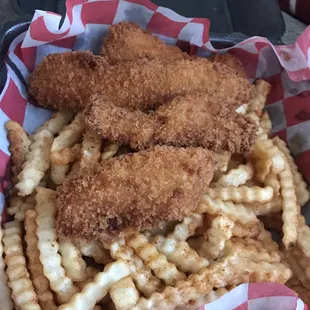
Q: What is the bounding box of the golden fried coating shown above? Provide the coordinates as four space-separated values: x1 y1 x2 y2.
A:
28 51 255 112
210 54 248 78
56 146 216 242
101 22 189 63
85 93 257 153
102 23 248 78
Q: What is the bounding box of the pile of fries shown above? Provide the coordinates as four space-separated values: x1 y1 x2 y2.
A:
1 79 310 309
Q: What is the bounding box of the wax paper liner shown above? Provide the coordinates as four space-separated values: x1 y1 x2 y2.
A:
0 0 309 309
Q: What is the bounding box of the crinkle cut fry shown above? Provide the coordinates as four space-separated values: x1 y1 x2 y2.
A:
35 110 74 135
273 136 310 206
73 239 113 265
103 238 162 297
5 120 31 180
35 187 78 304
223 238 281 263
291 247 310 281
149 234 209 273
214 163 254 187
24 210 57 310
80 130 102 168
14 194 36 221
58 238 88 282
101 143 119 161
50 112 85 184
15 128 53 196
296 216 310 258
169 214 203 241
125 232 186 286
281 247 310 289
58 260 130 310
110 276 139 310
3 220 40 310
130 253 291 310
198 215 234 260
197 195 258 225
177 287 230 310
206 185 274 203
0 216 13 310
279 161 299 249
50 143 81 165
245 196 282 216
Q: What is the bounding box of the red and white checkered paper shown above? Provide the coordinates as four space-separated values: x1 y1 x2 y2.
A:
0 0 309 308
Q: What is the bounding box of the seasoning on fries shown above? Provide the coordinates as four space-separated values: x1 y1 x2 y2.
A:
2 21 310 309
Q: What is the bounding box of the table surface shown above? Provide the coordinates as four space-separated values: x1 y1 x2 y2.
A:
0 0 307 44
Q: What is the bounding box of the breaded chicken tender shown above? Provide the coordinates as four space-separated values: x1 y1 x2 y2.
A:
101 22 189 63
56 146 216 242
28 51 255 112
85 93 257 153
102 22 248 78
209 54 248 78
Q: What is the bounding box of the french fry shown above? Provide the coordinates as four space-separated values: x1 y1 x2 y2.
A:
257 222 280 253
224 238 281 263
273 136 310 206
214 163 254 187
3 220 40 309
249 139 285 182
296 216 310 258
15 129 53 196
132 253 290 310
7 195 24 215
35 187 78 304
260 111 272 135
169 214 203 241
206 185 274 204
103 238 162 297
279 161 298 249
14 194 36 221
58 260 130 310
264 172 280 196
73 239 113 265
5 120 31 180
144 220 179 238
291 247 310 281
35 110 74 135
51 112 85 153
50 163 70 185
281 247 310 289
247 79 271 115
101 143 119 161
232 221 259 239
125 232 186 286
197 195 258 225
198 215 234 260
150 234 209 273
59 238 88 282
50 144 81 165
49 112 85 185
0 216 13 310
80 131 102 168
24 210 57 310
245 196 282 216
110 276 139 310
179 287 230 310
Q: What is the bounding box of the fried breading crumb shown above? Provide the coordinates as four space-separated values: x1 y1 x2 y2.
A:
56 146 216 243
